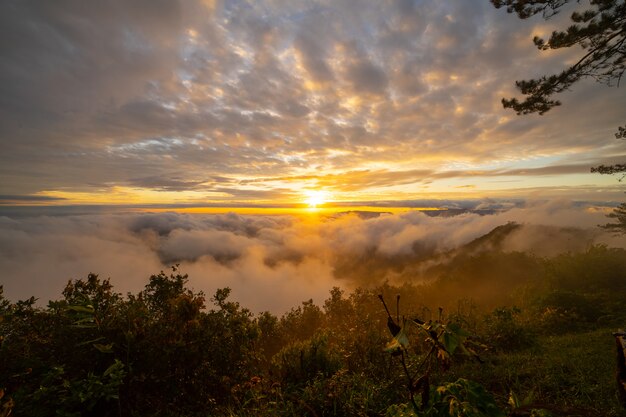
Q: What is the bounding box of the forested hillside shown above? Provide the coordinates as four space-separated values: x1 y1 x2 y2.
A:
2 243 626 416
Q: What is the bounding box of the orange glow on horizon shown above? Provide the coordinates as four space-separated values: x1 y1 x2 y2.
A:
304 190 329 208
135 206 441 216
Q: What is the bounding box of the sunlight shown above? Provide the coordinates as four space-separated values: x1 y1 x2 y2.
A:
304 190 329 208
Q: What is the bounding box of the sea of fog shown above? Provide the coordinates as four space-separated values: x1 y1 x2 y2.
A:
1 199 623 313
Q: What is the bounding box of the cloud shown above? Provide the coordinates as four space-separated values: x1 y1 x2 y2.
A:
343 46 389 95
0 0 624 200
1 200 623 313
0 195 67 203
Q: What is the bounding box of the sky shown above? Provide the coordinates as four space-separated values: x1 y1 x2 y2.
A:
1 1 625 309
0 0 624 208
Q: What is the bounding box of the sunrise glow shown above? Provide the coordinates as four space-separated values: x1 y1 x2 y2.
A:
1 3 626 413
304 190 329 208
0 1 622 212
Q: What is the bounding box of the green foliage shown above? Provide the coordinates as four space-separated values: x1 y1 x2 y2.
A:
26 360 125 417
508 391 554 417
545 245 626 293
2 249 626 416
121 271 260 411
432 251 543 309
0 269 261 416
453 328 624 416
386 379 504 417
379 294 496 415
483 307 536 351
423 379 504 417
273 332 342 385
256 310 283 361
538 291 602 324
386 403 419 417
62 273 121 324
280 298 324 342
297 369 393 416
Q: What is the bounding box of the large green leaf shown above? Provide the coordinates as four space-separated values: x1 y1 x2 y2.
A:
385 328 410 352
93 343 114 354
67 305 95 314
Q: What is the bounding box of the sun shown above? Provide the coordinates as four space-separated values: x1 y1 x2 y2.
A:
304 190 328 208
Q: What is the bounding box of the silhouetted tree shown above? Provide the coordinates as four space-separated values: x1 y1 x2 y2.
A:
591 123 626 180
600 202 626 234
493 1 626 232
591 124 626 234
491 0 625 115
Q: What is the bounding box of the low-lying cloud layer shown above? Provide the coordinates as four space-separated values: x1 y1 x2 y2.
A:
1 200 622 313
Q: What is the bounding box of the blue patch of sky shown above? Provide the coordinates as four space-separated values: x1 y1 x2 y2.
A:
465 155 570 172
107 137 187 155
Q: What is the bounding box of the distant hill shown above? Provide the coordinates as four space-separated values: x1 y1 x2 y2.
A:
423 208 499 217
332 220 598 295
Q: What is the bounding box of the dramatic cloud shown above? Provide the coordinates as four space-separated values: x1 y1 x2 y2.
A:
0 0 624 203
1 2 623 309
1 201 622 312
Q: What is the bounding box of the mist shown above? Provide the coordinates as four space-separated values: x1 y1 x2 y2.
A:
0 200 622 313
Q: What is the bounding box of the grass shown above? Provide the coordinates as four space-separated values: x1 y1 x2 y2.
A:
450 327 626 416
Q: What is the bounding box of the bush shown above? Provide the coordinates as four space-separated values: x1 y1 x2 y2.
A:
534 291 604 333
273 332 342 385
386 379 505 417
0 271 261 416
24 360 125 417
482 307 536 351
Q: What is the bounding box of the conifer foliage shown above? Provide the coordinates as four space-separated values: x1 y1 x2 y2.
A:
491 0 626 115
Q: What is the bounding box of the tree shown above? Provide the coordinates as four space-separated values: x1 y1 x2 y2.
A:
590 123 626 180
493 1 626 234
491 0 626 115
591 124 626 234
600 202 626 234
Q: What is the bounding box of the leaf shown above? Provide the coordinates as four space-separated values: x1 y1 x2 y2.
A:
385 328 409 352
103 359 124 377
77 337 106 347
72 316 96 328
443 331 459 355
93 343 114 353
67 305 94 314
442 323 476 357
429 322 441 332
75 317 95 323
446 322 470 337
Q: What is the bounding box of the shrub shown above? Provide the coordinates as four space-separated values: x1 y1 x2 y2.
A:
273 332 342 385
386 379 505 417
482 307 536 351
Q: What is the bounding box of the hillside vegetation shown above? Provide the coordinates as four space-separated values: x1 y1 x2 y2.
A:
1 244 626 416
